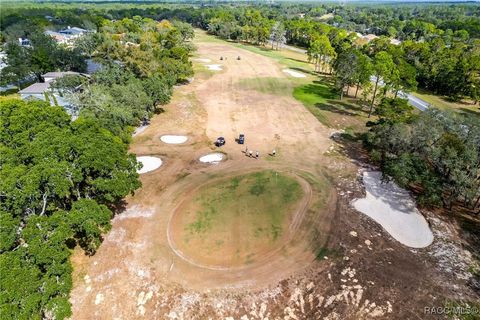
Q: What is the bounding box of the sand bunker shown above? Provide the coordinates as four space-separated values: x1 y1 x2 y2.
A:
193 58 212 63
283 69 306 78
199 153 224 164
160 135 188 144
352 171 433 248
206 64 222 71
136 156 162 174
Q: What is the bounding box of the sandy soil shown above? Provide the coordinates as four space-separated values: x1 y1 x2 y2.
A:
137 156 163 174
199 153 224 163
352 171 434 248
160 135 188 144
205 64 222 71
283 69 306 78
69 34 478 320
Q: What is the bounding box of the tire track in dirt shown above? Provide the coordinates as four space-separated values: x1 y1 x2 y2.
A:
166 166 315 271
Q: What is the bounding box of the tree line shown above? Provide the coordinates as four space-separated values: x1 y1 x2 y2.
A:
1 2 478 103
365 98 480 213
0 17 194 319
201 8 478 104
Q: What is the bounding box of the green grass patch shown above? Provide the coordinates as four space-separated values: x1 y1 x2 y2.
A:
293 80 372 130
194 29 226 43
186 170 303 242
293 81 337 127
231 42 313 72
293 81 337 105
443 300 480 320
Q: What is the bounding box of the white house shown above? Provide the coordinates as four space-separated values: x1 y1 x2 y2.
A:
45 30 70 45
18 38 30 46
19 72 87 119
45 27 93 45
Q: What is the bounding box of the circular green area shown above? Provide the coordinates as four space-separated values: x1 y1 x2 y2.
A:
170 170 305 267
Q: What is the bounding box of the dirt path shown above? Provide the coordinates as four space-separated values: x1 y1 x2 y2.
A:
69 36 475 320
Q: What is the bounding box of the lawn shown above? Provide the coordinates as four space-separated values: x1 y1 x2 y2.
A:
195 28 314 73
231 42 314 73
185 170 302 241
412 91 480 120
171 170 305 266
293 80 371 129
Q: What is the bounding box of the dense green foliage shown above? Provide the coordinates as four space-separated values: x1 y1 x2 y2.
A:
0 13 193 319
0 98 141 319
1 2 478 101
200 7 477 103
69 18 193 141
0 32 86 85
366 98 480 211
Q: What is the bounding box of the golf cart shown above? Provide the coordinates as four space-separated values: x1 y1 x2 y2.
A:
238 134 245 144
215 137 225 147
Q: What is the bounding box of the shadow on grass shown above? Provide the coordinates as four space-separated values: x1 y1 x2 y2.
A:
286 57 309 64
316 103 357 117
459 107 480 119
314 99 368 117
289 66 318 76
298 81 337 100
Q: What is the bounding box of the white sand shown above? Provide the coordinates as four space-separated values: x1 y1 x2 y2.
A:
160 135 188 144
283 69 306 78
206 64 222 71
199 153 224 164
352 171 433 248
193 58 212 63
136 156 162 174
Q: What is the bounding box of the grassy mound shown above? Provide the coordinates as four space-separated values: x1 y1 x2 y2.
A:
187 170 302 241
172 170 305 266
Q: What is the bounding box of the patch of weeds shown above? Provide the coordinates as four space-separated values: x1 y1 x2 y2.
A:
443 300 480 320
215 239 224 247
187 206 217 234
277 174 302 202
229 177 240 190
315 247 342 261
249 172 270 196
254 227 264 238
339 126 364 142
270 223 282 241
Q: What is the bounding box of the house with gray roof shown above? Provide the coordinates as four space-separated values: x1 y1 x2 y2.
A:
19 72 88 119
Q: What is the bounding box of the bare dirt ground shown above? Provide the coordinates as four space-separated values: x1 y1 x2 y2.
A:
69 35 479 319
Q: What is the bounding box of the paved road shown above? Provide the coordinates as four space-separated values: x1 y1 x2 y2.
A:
398 91 429 111
279 42 431 112
271 41 307 54
370 76 429 111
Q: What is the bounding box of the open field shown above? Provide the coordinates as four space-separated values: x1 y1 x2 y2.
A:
69 31 479 320
170 170 306 268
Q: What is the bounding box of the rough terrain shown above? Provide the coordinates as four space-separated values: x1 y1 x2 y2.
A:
69 35 479 320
